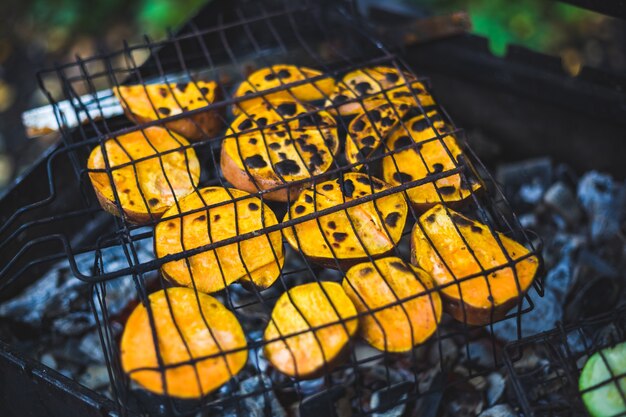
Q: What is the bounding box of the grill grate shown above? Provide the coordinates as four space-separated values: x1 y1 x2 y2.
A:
504 307 626 417
1 0 544 415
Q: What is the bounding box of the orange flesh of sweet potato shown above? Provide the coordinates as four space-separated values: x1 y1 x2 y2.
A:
87 126 200 223
383 112 481 207
221 99 339 201
343 257 442 352
154 187 284 293
345 101 414 167
411 205 539 325
114 81 221 140
325 67 434 116
264 282 357 378
283 173 408 266
121 287 247 399
233 65 335 115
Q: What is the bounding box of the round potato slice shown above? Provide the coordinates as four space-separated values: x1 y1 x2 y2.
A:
121 288 247 399
87 126 200 224
223 99 339 201
233 65 335 115
155 187 284 293
114 81 222 141
343 257 442 352
283 173 408 268
383 111 481 209
264 282 358 378
411 205 539 325
325 67 434 116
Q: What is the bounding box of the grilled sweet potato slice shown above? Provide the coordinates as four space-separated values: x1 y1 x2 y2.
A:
233 65 335 115
155 187 284 293
227 98 337 136
345 101 414 167
121 288 247 399
411 205 539 325
221 99 339 201
343 257 442 352
264 282 357 378
87 126 200 224
325 66 434 116
383 111 481 209
114 81 222 141
283 173 408 268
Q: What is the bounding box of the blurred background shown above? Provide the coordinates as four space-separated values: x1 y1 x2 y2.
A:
0 0 624 193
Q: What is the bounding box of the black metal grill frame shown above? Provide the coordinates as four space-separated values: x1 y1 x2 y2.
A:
0 0 544 416
504 307 626 417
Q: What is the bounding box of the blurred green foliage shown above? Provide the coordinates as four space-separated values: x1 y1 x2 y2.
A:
419 0 589 55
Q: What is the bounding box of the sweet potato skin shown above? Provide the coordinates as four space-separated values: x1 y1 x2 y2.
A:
410 205 539 326
263 282 358 379
120 288 247 399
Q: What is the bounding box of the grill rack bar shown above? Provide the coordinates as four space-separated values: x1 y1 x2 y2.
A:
504 307 626 417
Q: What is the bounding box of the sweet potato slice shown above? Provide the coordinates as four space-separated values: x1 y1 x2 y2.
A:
221 99 339 202
227 99 337 137
114 81 222 141
154 187 284 293
283 173 408 268
383 111 481 209
345 101 414 168
87 126 200 224
343 257 442 352
233 65 335 115
325 66 434 116
410 205 539 325
264 282 357 378
121 288 247 398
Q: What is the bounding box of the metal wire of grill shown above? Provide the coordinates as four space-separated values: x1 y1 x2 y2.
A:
0 0 545 416
504 307 626 417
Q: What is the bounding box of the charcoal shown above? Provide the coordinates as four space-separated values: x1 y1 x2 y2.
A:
0 267 88 326
564 250 622 322
370 381 410 417
40 353 57 369
442 381 484 417
222 375 287 417
78 331 105 363
51 311 95 336
543 181 582 227
102 276 143 317
468 375 487 390
428 338 458 368
493 290 562 342
577 171 625 243
460 339 500 370
496 157 552 211
478 404 516 417
486 372 506 406
411 369 444 417
79 365 110 391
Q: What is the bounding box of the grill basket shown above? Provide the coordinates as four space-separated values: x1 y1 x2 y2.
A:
505 307 626 417
0 0 544 416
